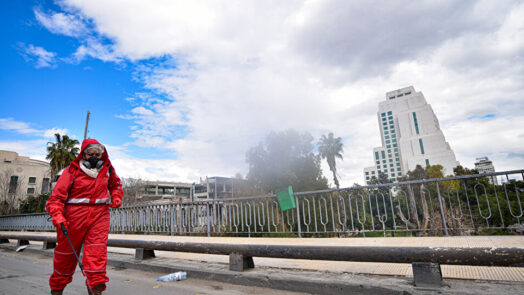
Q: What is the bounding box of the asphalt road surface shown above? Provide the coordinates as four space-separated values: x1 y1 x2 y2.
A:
0 248 308 295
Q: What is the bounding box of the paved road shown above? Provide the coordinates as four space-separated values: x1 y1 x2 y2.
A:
0 249 308 295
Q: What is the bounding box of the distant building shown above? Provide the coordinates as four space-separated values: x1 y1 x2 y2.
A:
0 150 51 209
474 156 498 185
363 86 459 184
137 181 193 203
194 176 234 200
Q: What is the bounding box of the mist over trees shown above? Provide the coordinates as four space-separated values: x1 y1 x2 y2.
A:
246 129 328 193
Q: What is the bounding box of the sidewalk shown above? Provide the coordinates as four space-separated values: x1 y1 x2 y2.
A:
3 232 524 282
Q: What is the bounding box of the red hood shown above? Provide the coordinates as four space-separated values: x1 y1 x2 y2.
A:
71 138 110 169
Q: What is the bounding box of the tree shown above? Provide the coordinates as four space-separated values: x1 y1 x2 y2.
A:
318 132 344 189
121 178 147 205
46 133 79 178
0 169 26 215
246 129 328 193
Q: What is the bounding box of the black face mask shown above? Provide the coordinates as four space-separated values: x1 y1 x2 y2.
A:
86 156 103 169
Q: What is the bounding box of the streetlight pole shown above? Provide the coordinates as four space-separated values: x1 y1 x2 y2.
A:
83 110 90 140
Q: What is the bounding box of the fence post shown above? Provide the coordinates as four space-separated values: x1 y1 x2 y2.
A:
207 202 211 237
435 181 449 236
295 195 302 238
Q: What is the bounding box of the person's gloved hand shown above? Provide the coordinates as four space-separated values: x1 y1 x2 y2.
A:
52 214 68 228
109 197 122 208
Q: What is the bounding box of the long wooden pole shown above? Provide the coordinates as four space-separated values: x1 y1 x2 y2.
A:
83 110 90 140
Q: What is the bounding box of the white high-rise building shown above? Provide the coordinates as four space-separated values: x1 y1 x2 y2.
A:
363 86 459 184
474 156 498 185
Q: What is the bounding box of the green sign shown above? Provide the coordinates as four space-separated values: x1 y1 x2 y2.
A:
276 186 296 211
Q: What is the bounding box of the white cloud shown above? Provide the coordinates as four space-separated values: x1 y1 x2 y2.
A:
18 43 57 68
0 118 69 140
0 118 41 134
0 140 49 161
34 8 88 37
36 0 524 187
43 128 69 139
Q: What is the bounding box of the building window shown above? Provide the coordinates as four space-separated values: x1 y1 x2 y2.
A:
28 177 36 184
388 116 393 120
395 153 399 157
381 113 386 117
384 131 389 135
382 117 387 121
8 176 18 194
388 153 392 158
384 126 388 130
391 173 395 177
390 164 394 167
397 168 401 172
395 158 399 161
386 145 391 148
389 159 393 162
27 187 35 195
383 165 387 169
393 143 397 147
391 178 396 181
383 121 387 126
385 135 390 139
376 161 380 164
389 120 394 124
392 139 397 143
382 160 386 164
419 138 425 154
394 148 398 152
366 176 370 180
405 91 411 95
396 163 400 166
391 134 396 138
391 129 395 133
425 159 430 167
41 178 50 194
365 172 369 175
386 140 390 144
387 111 392 115
371 171 375 174
384 169 388 172
375 151 379 160
381 151 385 158
413 112 420 135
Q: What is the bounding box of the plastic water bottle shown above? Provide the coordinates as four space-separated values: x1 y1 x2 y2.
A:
156 271 187 282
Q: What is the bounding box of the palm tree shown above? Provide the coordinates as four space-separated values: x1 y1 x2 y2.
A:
46 133 80 177
318 132 344 189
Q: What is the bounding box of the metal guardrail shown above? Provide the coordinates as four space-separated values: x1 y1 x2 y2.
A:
1 170 523 237
0 232 523 267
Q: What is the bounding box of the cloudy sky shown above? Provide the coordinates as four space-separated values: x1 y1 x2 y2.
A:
1 0 523 187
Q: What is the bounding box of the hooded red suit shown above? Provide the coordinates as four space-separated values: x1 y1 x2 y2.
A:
46 139 123 292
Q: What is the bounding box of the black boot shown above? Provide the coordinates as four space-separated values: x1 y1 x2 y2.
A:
87 283 105 295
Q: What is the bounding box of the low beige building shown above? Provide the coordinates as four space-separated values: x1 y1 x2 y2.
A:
0 150 51 212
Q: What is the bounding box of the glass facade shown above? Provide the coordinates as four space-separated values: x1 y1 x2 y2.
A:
413 112 419 135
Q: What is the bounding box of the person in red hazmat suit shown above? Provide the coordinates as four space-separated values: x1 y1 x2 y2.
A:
46 139 123 295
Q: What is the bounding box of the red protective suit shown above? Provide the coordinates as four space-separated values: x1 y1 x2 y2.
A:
46 139 123 292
